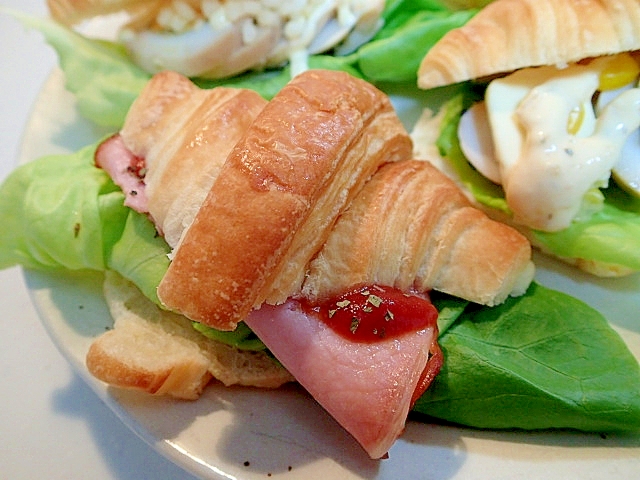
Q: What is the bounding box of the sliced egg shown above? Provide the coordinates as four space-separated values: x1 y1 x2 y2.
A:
595 82 635 114
457 102 502 184
613 129 640 197
596 81 640 197
121 22 281 79
485 64 598 177
596 52 640 91
307 17 351 55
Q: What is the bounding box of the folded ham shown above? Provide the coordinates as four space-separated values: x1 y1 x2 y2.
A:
245 296 442 459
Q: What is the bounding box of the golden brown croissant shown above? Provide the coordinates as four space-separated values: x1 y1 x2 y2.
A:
303 159 533 306
157 69 412 330
119 70 267 248
418 0 640 89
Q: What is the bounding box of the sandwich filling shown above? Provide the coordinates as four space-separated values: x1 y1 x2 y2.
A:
457 53 640 231
117 0 385 78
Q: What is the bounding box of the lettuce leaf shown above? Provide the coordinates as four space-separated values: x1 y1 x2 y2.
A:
436 91 640 272
4 9 149 128
420 285 640 432
354 8 477 83
530 199 640 271
0 143 169 303
1 145 639 432
0 144 123 272
193 321 268 352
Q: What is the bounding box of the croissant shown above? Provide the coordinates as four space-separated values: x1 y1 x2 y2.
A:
418 0 640 89
46 0 154 25
101 69 534 330
86 271 294 400
118 70 267 248
157 69 413 330
303 159 534 306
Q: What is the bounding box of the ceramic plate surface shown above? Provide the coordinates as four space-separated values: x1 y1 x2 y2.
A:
22 68 640 480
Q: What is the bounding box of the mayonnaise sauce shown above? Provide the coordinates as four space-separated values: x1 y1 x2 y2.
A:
484 58 640 231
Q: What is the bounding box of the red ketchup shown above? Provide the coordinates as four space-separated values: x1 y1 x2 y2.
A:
306 284 439 342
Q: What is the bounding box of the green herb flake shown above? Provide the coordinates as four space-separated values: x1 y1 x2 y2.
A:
350 317 360 334
367 294 383 308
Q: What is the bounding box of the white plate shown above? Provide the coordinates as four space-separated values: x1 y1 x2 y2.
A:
20 68 640 480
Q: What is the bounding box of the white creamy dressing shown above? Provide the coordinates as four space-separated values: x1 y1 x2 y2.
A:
459 56 640 232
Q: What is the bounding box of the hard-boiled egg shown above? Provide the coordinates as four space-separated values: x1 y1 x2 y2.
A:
613 129 640 197
457 102 502 184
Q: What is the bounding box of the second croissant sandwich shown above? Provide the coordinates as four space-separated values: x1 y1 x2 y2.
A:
417 0 640 276
46 0 385 79
91 68 534 458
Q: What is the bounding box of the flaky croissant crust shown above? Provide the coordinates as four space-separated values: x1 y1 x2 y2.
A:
303 160 533 307
418 0 640 89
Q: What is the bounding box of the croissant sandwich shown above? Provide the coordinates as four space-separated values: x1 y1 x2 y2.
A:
416 0 640 277
46 0 384 79
88 68 534 458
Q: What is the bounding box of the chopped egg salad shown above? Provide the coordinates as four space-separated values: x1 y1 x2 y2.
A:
458 53 640 232
119 0 384 79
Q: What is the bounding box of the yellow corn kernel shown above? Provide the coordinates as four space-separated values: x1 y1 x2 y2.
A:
599 53 640 91
566 103 585 135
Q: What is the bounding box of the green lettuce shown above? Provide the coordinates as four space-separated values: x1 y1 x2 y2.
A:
423 287 640 431
5 2 475 127
355 5 476 83
436 91 640 272
0 143 168 303
193 321 268 352
1 145 639 432
5 9 149 128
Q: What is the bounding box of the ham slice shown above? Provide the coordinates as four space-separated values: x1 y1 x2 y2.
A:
95 134 148 214
245 299 440 459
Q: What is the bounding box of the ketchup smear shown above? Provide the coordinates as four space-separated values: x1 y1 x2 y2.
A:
305 284 439 342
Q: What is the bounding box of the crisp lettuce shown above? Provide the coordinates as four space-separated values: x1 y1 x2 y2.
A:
355 7 476 83
436 91 640 272
5 9 149 128
193 321 268 352
423 286 640 432
0 143 169 303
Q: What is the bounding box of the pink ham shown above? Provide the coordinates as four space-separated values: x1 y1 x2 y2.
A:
245 299 440 459
95 134 148 214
